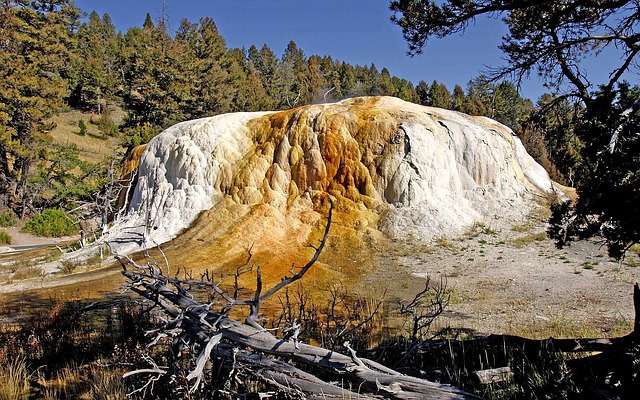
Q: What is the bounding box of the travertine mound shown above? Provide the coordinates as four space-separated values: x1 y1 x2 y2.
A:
110 96 561 254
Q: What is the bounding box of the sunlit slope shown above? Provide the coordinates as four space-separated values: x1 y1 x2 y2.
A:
109 96 562 284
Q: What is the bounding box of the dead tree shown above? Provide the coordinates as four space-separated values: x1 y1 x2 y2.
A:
118 199 480 399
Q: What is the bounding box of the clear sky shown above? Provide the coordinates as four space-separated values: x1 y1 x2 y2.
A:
72 0 625 102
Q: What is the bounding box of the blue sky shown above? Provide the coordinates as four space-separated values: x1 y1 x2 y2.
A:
72 0 625 102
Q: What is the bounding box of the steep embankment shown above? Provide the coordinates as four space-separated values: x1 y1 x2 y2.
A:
105 96 563 288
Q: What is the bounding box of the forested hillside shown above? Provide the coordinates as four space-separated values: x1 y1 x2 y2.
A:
0 0 578 234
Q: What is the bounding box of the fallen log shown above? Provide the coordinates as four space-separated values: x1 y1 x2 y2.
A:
126 277 480 399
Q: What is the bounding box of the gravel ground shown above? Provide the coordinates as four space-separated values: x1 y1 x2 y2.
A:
367 224 640 338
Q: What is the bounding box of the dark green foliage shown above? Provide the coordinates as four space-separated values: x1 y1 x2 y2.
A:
0 209 17 227
390 1 638 102
527 94 583 184
122 122 158 150
428 80 452 108
22 208 77 237
69 11 118 110
77 119 87 136
119 24 188 130
96 108 118 136
29 144 102 210
0 1 432 221
143 12 154 29
550 84 640 258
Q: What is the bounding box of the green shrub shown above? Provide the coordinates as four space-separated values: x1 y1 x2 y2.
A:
97 109 119 137
0 209 17 227
22 209 77 237
0 230 11 245
77 119 87 136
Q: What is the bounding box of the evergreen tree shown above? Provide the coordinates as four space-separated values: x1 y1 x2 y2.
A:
185 17 234 117
70 10 118 110
550 84 640 257
276 41 306 108
321 56 342 101
248 44 279 103
375 67 396 96
391 76 419 103
491 81 533 132
427 80 452 109
451 85 466 112
143 12 154 30
529 94 582 184
226 47 272 111
307 55 327 103
464 75 492 116
361 64 378 95
339 63 357 97
415 80 429 105
460 76 533 131
0 0 80 215
120 19 188 130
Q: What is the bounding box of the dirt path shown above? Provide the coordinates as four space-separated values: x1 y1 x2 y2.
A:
0 223 79 253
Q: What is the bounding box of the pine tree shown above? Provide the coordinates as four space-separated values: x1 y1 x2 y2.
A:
307 55 327 103
226 47 272 111
120 19 187 130
391 76 419 103
339 63 357 97
375 68 396 96
427 80 452 109
177 17 234 118
275 41 307 108
415 80 429 105
247 44 279 103
70 10 118 110
143 12 154 30
451 85 466 112
0 0 80 215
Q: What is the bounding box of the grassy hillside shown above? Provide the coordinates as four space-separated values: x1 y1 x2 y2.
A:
47 105 126 162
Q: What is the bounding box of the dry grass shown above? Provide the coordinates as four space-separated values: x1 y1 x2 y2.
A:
47 108 124 163
511 313 632 339
10 266 44 281
0 358 31 400
512 201 553 233
510 231 547 247
39 364 127 400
